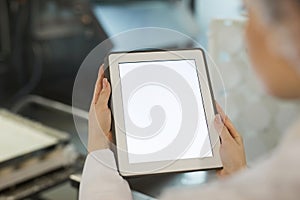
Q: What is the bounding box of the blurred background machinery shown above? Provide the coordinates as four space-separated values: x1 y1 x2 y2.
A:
0 0 111 107
0 0 199 108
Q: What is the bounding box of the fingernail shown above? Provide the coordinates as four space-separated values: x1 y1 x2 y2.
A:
102 79 106 89
214 114 223 136
215 114 223 125
99 65 104 75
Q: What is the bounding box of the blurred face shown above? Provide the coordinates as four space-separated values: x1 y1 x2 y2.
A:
245 9 300 99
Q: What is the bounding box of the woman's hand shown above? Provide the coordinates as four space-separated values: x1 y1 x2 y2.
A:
214 103 247 178
88 65 113 152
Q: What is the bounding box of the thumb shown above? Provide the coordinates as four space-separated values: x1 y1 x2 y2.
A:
97 78 111 108
214 114 232 143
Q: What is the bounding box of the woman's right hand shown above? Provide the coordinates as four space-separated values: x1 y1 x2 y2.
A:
88 65 113 152
214 103 247 178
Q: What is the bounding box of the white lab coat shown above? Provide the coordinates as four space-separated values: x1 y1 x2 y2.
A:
79 118 300 200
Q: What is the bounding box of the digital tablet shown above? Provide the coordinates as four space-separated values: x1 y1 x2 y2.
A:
105 48 222 177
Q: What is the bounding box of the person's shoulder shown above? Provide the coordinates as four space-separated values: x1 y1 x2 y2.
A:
284 117 300 140
277 117 300 153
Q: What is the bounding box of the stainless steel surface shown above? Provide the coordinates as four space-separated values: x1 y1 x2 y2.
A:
0 109 78 193
0 96 86 199
93 1 199 51
0 159 83 200
12 95 88 120
11 95 89 155
0 110 61 163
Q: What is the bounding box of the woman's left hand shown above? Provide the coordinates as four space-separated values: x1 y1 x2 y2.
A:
214 103 247 178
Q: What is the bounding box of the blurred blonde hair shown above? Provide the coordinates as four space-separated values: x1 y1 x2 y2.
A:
246 0 300 72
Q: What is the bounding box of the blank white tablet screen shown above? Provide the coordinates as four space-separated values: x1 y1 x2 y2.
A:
119 59 212 164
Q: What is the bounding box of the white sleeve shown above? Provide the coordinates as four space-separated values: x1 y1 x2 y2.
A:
161 140 300 200
79 149 133 200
